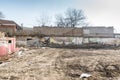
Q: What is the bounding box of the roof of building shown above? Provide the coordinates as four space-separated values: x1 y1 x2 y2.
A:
0 19 22 30
0 19 16 25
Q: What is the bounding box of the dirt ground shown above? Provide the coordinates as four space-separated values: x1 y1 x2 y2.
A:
0 48 120 80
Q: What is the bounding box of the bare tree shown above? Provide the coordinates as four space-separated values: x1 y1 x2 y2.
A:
65 8 86 27
0 12 5 19
55 14 65 27
37 14 50 27
56 8 86 27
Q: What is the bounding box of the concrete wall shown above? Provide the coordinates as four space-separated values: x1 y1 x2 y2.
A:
83 27 114 38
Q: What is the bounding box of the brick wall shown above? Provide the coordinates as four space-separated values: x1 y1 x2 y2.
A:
0 25 16 35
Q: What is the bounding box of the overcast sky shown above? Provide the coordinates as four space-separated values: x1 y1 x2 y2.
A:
0 0 120 33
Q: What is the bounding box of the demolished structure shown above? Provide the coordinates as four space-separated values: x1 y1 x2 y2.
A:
0 32 18 56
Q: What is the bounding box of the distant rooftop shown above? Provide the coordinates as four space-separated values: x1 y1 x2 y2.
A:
0 19 22 30
0 19 17 25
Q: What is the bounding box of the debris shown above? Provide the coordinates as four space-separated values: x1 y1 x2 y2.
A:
9 75 19 80
16 47 29 57
0 62 2 64
106 65 116 70
18 51 23 56
41 47 46 49
80 73 92 78
0 62 9 67
17 48 25 57
0 48 119 80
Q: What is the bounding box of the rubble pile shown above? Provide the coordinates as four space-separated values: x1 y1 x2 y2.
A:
0 48 120 80
55 49 120 80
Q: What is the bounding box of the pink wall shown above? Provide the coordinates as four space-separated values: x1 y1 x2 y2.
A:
0 46 7 56
0 37 16 56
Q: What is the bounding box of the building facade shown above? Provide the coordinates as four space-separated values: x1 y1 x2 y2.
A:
0 19 21 36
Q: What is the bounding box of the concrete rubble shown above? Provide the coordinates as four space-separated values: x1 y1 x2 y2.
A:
0 48 119 80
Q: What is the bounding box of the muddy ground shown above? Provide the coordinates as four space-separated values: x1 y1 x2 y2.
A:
0 48 120 80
